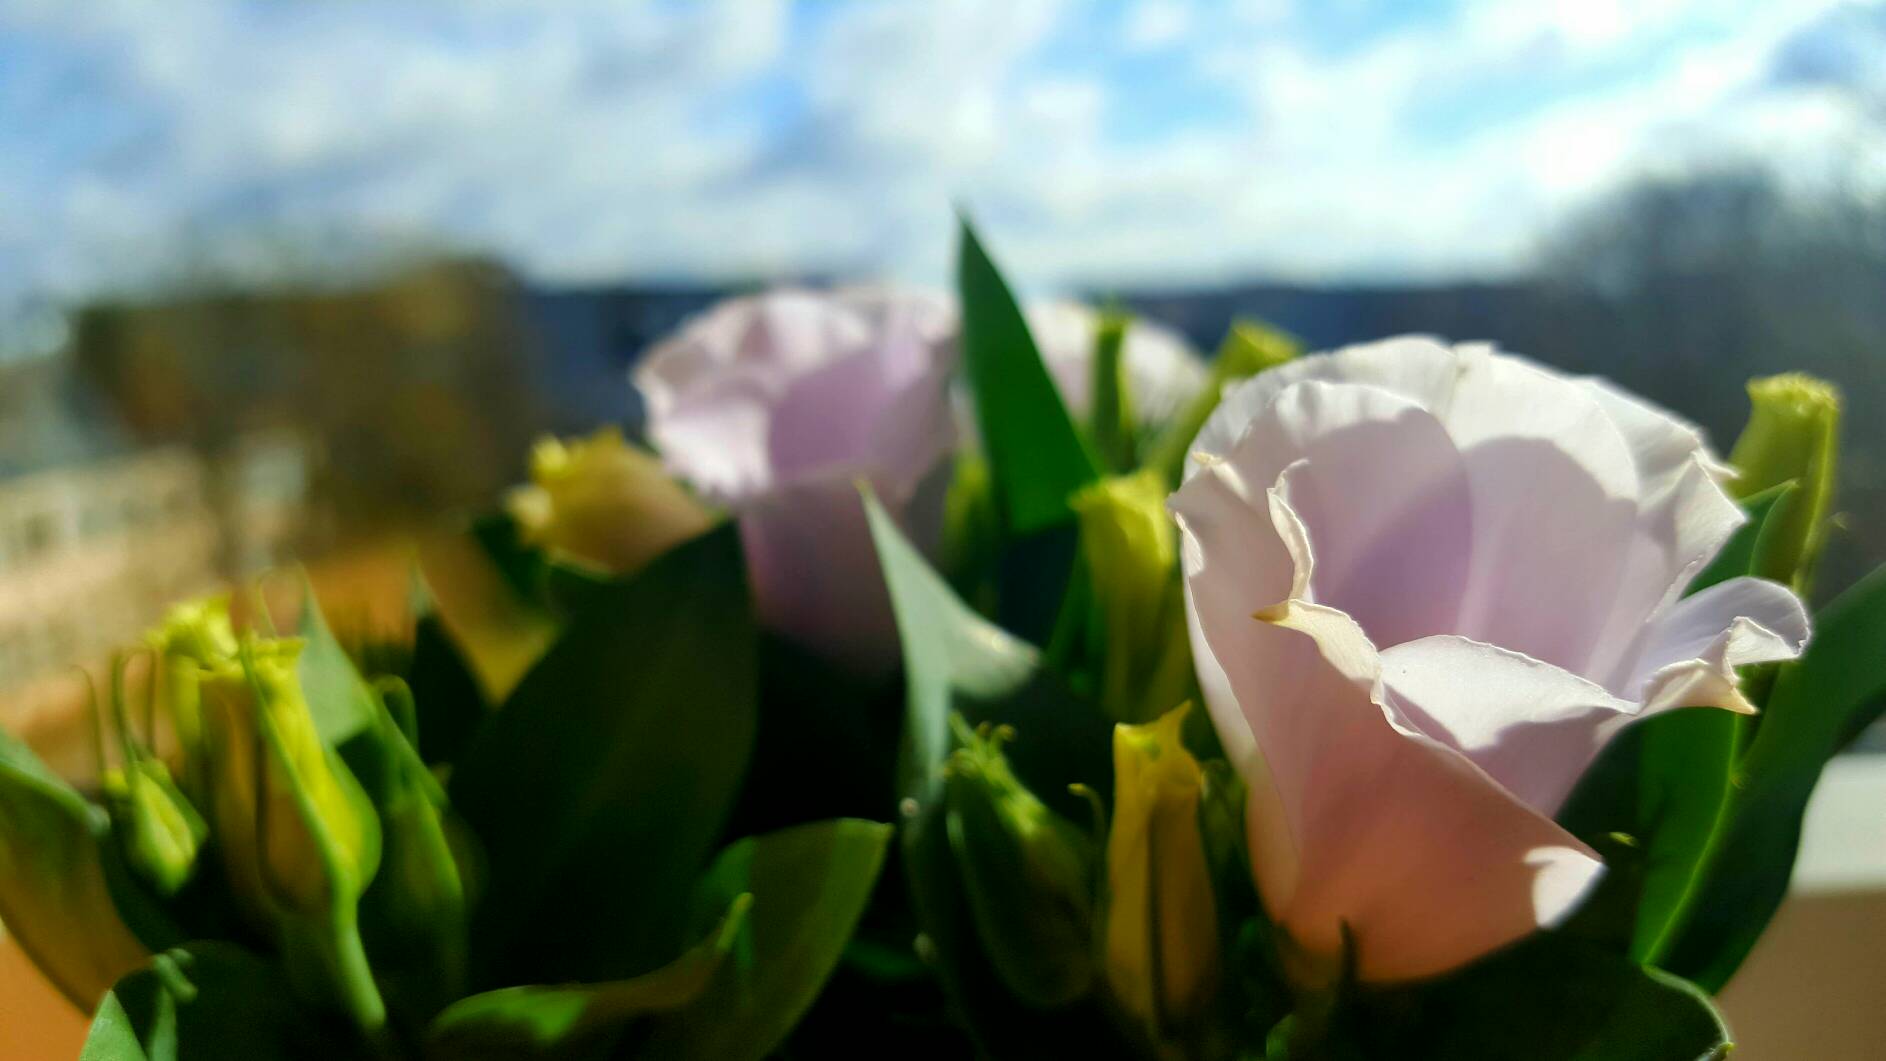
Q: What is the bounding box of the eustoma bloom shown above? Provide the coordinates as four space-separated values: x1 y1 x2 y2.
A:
1170 337 1810 982
1027 300 1207 426
637 287 957 672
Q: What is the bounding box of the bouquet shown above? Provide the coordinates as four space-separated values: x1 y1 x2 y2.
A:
1 219 1878 1060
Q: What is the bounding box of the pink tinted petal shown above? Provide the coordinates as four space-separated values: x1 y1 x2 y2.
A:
1587 454 1747 690
1189 336 1458 472
739 475 900 675
766 327 955 488
1240 600 1602 981
1171 458 1301 787
1440 354 1641 672
1206 381 1474 647
1625 577 1810 714
1578 376 1735 488
1028 301 1206 423
637 291 864 408
1380 635 1634 814
641 371 777 501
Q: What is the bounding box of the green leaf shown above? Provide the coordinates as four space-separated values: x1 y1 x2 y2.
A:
1343 933 1730 1060
449 524 758 988
1686 482 1795 595
428 896 751 1061
635 819 893 1061
405 568 490 766
1088 309 1135 472
80 942 324 1061
957 217 1099 536
294 575 380 746
1661 564 1886 990
1556 484 1795 960
0 727 158 1009
864 489 1120 1056
350 681 470 1019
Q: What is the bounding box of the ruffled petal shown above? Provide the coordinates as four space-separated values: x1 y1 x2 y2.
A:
1189 336 1458 472
1176 473 1603 982
1243 599 1603 981
1380 635 1635 814
1625 577 1810 715
1586 453 1748 690
1204 380 1475 647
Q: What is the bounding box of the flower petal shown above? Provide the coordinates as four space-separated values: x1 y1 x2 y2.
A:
1380 635 1635 814
1208 380 1475 647
1244 600 1603 981
738 476 899 675
1586 453 1748 690
1625 577 1810 715
1175 478 1603 981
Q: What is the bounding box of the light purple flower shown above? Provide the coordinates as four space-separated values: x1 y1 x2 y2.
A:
635 286 957 672
1170 337 1809 982
1026 300 1207 426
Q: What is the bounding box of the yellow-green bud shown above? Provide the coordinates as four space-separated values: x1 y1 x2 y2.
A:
1727 373 1840 594
943 716 1097 1008
102 758 206 897
1148 319 1299 483
145 596 240 794
1070 472 1193 724
198 638 381 927
505 427 713 576
1102 704 1219 1034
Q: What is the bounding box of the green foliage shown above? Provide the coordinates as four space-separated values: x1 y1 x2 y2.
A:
866 487 1121 1056
637 819 893 1061
1315 933 1730 1061
1661 564 1886 990
80 943 325 1061
0 728 159 1008
449 524 759 988
1089 309 1136 472
957 217 1100 536
427 896 750 1060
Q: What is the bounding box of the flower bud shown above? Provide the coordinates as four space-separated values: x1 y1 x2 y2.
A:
1070 471 1193 724
1728 373 1840 593
505 427 714 576
943 716 1097 1008
1148 319 1299 483
1102 704 1220 1034
103 758 206 898
197 638 381 926
146 596 240 797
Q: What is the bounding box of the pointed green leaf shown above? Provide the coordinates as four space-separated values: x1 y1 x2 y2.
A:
294 576 379 746
864 489 1120 1056
0 728 157 1009
1662 564 1886 990
428 896 750 1061
405 567 490 766
635 820 892 1061
957 218 1099 535
450 524 758 988
79 943 322 1061
1344 933 1729 1060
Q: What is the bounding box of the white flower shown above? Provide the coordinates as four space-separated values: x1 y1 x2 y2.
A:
1171 336 1809 982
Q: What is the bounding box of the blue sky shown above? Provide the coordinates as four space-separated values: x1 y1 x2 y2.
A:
1 0 1881 348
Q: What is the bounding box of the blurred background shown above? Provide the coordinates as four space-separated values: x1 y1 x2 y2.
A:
1 1 1882 1055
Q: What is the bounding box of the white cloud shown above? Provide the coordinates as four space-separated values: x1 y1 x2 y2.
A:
1123 1 1193 51
0 0 1879 329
